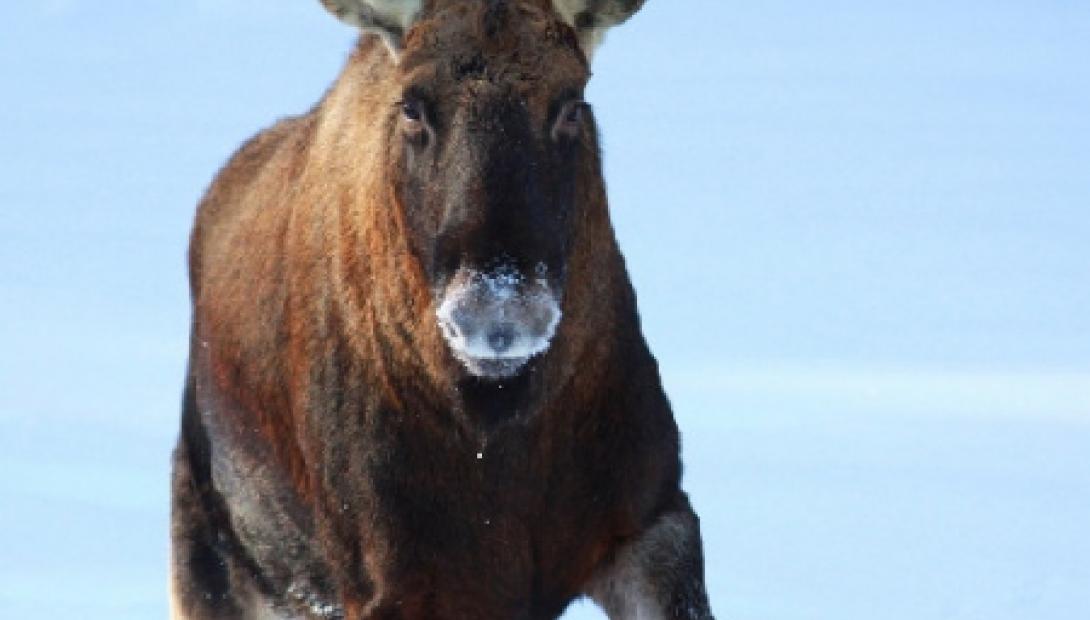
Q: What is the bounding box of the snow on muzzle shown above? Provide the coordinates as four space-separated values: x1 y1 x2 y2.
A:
435 267 561 379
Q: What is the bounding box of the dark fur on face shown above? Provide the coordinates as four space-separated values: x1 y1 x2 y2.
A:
392 1 589 289
386 1 594 379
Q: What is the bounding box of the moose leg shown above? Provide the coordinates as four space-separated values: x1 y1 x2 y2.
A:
170 436 247 619
170 372 252 619
586 496 714 620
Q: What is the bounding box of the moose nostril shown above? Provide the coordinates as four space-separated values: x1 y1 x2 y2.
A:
487 324 516 354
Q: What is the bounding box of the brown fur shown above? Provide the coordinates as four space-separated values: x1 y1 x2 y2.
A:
171 2 712 618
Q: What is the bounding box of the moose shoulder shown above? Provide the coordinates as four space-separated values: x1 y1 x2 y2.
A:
170 1 714 618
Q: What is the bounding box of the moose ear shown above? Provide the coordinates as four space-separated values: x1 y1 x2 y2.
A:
319 0 424 56
551 0 647 59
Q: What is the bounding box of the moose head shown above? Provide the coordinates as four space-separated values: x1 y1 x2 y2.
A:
320 0 646 380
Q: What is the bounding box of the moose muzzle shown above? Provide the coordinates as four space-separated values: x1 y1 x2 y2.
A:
436 266 561 379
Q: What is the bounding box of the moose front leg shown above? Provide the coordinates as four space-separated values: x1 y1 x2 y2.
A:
586 497 715 620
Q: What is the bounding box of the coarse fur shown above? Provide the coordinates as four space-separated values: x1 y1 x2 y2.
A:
170 1 714 618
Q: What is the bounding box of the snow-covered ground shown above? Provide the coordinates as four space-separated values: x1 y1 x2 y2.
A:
2 2 1087 618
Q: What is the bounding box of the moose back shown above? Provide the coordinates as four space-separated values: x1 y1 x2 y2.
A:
170 1 714 618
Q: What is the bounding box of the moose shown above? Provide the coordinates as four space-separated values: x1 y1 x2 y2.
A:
170 0 714 618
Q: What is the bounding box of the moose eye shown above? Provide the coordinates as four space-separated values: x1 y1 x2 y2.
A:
401 99 423 122
398 98 428 145
553 100 587 141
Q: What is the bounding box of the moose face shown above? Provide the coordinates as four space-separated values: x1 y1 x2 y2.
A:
394 3 588 379
321 0 646 379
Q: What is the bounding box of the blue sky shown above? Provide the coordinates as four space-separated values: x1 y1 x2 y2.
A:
1 1 1088 618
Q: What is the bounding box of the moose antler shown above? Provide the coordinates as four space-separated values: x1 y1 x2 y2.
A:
552 0 647 56
319 0 424 54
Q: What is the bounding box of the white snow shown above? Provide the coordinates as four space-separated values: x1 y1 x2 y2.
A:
435 268 561 376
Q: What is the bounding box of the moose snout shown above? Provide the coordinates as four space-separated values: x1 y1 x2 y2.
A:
436 267 561 379
443 306 477 340
441 315 518 355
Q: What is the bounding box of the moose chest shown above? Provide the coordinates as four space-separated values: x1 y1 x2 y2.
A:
304 395 626 618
